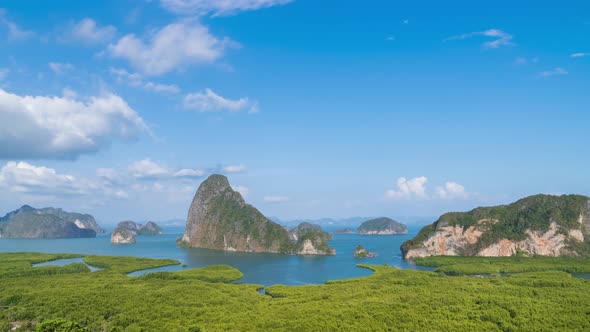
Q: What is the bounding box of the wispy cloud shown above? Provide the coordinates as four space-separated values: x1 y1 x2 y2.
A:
110 68 180 94
48 62 74 75
537 67 568 78
571 53 590 58
0 9 34 40
184 88 259 113
160 0 293 16
222 165 247 173
64 18 116 44
0 68 8 81
128 159 206 180
446 29 513 49
264 196 290 203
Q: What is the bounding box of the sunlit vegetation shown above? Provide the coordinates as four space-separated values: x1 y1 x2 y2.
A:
0 253 589 331
83 255 180 274
415 256 590 275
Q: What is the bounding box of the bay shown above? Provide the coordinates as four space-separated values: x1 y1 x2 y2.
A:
0 225 431 286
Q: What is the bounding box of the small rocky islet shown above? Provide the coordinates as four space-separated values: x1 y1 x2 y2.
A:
353 245 377 258
111 221 163 244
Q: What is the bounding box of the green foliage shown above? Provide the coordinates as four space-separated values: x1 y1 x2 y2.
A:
1 253 589 331
139 265 244 283
0 212 96 239
0 253 88 279
207 188 293 253
358 217 407 234
35 318 87 332
83 255 180 274
137 222 162 236
294 230 333 254
415 256 590 275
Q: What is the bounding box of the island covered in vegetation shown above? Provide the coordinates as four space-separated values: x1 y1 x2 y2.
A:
402 194 590 259
0 205 103 239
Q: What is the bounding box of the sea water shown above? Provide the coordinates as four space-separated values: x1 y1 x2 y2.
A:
0 226 431 286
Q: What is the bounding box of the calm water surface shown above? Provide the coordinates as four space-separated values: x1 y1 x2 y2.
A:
0 226 431 286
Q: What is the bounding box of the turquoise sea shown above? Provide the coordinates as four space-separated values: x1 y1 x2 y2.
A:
0 226 431 286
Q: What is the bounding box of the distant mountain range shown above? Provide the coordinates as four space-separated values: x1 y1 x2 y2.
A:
272 217 373 228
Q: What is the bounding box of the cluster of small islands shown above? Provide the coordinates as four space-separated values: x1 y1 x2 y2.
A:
1 174 590 331
1 174 589 260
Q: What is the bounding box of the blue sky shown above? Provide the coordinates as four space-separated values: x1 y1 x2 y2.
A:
0 0 588 225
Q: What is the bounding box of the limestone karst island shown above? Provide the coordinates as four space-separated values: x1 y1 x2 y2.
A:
0 1 588 331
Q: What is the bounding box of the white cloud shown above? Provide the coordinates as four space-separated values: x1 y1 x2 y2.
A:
173 168 206 178
0 88 148 159
537 67 568 78
0 9 34 40
571 53 590 58
160 0 292 16
264 196 290 203
384 176 428 200
144 81 181 94
232 185 249 197
128 159 206 180
128 159 170 179
436 181 468 199
446 29 513 49
110 68 180 94
222 165 247 173
68 18 116 44
108 21 231 76
184 88 258 113
0 161 94 196
48 62 74 75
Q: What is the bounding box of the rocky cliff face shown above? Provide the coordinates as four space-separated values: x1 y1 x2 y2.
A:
179 174 334 255
111 228 136 244
0 206 97 239
402 194 590 259
288 222 335 255
358 217 408 235
36 207 105 234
